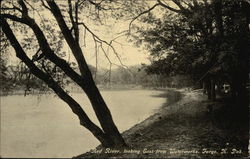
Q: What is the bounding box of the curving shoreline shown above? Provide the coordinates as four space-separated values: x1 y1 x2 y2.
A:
75 88 185 158
75 88 248 158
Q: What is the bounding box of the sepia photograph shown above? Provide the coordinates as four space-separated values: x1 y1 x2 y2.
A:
0 0 249 158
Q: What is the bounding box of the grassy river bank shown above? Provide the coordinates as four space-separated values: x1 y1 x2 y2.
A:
75 88 248 159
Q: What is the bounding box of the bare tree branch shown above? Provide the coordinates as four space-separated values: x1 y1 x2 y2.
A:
172 0 187 11
128 3 160 32
41 0 51 11
31 48 43 62
77 21 105 43
1 14 27 24
78 21 128 69
23 0 35 11
93 36 98 80
1 6 22 12
157 0 181 13
18 0 28 16
75 0 80 42
87 0 108 10
99 42 112 65
67 0 80 42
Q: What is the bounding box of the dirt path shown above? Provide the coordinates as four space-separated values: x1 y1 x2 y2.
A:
76 89 248 159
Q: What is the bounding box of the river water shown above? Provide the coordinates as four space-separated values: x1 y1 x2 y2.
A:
0 90 166 158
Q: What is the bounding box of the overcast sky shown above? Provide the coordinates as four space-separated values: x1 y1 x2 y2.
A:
6 0 177 69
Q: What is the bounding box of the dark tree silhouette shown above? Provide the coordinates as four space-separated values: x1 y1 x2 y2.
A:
130 0 249 105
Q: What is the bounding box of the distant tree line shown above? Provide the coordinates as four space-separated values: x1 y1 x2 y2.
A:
0 57 48 95
89 65 193 88
0 60 194 95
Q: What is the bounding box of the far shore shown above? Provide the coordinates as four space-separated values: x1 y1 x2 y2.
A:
0 84 178 96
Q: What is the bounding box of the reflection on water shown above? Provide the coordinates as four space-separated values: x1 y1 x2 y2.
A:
0 90 165 158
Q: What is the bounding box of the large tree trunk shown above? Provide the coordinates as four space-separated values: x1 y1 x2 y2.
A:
85 80 126 147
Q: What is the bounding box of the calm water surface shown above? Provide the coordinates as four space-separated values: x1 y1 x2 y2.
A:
0 90 166 158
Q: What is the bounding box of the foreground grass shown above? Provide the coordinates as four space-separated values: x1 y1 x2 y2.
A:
75 89 248 159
